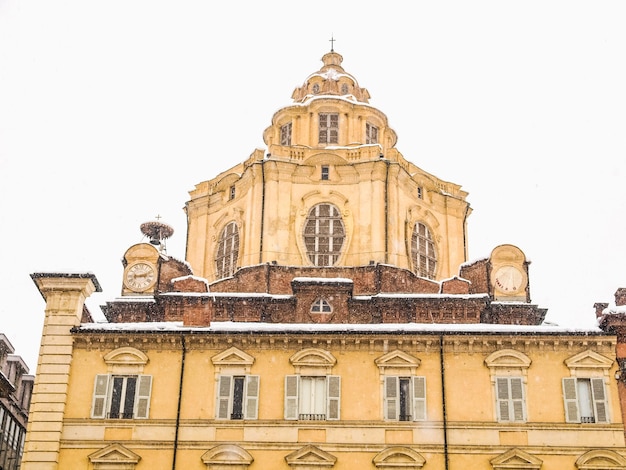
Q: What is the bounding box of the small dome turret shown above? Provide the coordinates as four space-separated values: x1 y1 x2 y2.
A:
291 51 371 104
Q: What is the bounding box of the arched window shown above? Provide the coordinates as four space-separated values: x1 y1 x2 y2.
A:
411 222 436 279
304 204 345 266
311 299 332 313
215 222 239 279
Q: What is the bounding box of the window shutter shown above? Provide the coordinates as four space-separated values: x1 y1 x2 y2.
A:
412 376 427 421
327 375 341 420
216 375 232 420
244 375 260 420
562 377 580 423
590 378 609 423
384 376 399 420
496 377 511 421
91 374 110 419
510 377 525 422
285 375 299 420
134 375 152 419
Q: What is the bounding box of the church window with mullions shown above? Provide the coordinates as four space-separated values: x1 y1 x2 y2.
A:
304 204 345 266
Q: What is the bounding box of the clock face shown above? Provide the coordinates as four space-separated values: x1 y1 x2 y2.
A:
493 265 524 294
125 262 156 291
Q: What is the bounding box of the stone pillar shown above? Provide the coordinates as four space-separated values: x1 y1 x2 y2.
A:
21 273 100 470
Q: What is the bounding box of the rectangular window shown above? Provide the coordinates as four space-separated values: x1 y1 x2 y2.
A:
562 377 608 423
281 122 292 146
284 375 341 420
417 187 423 199
91 374 152 419
229 185 236 200
319 113 339 144
383 376 426 421
216 375 259 420
321 165 329 181
495 377 526 422
366 122 378 144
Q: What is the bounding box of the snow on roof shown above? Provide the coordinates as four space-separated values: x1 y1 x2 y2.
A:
77 320 605 336
604 305 626 315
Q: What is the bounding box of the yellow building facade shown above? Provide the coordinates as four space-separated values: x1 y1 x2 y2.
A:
22 50 626 470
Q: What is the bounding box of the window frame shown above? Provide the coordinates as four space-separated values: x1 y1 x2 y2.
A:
383 376 427 422
318 113 339 144
91 374 152 420
215 221 240 279
366 122 379 144
495 376 526 422
562 377 609 424
303 203 345 267
216 374 260 420
284 375 341 421
280 122 292 146
410 222 437 279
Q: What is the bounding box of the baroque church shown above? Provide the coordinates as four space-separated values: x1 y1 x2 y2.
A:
22 50 626 469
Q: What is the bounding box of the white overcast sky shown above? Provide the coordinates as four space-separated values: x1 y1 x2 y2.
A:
1 1 625 369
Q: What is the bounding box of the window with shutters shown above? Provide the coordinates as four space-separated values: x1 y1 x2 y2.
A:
484 349 531 423
284 375 340 421
215 221 240 279
303 203 345 266
375 350 425 422
410 222 437 279
281 122 292 146
495 377 526 422
91 374 152 419
319 113 338 144
286 348 340 421
215 375 259 420
562 349 614 424
383 376 427 421
562 377 608 424
91 347 152 420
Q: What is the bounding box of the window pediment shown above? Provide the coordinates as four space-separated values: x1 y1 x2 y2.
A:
375 350 421 375
202 444 253 469
104 347 148 374
485 349 531 378
290 348 336 375
212 347 255 375
565 350 614 377
285 445 337 468
373 447 426 469
89 443 141 468
576 449 626 469
490 448 542 469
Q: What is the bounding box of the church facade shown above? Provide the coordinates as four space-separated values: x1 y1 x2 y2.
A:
22 51 626 469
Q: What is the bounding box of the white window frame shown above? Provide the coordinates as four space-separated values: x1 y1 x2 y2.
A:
284 375 340 421
562 349 614 424
215 375 260 420
562 377 609 424
91 374 152 419
303 203 345 266
383 376 427 421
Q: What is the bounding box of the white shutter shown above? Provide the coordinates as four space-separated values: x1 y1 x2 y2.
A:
562 377 580 423
216 375 232 419
510 377 525 422
244 375 260 420
134 375 152 419
591 378 609 423
327 375 341 420
285 375 299 420
412 376 427 421
384 376 399 420
496 377 511 421
91 374 110 419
